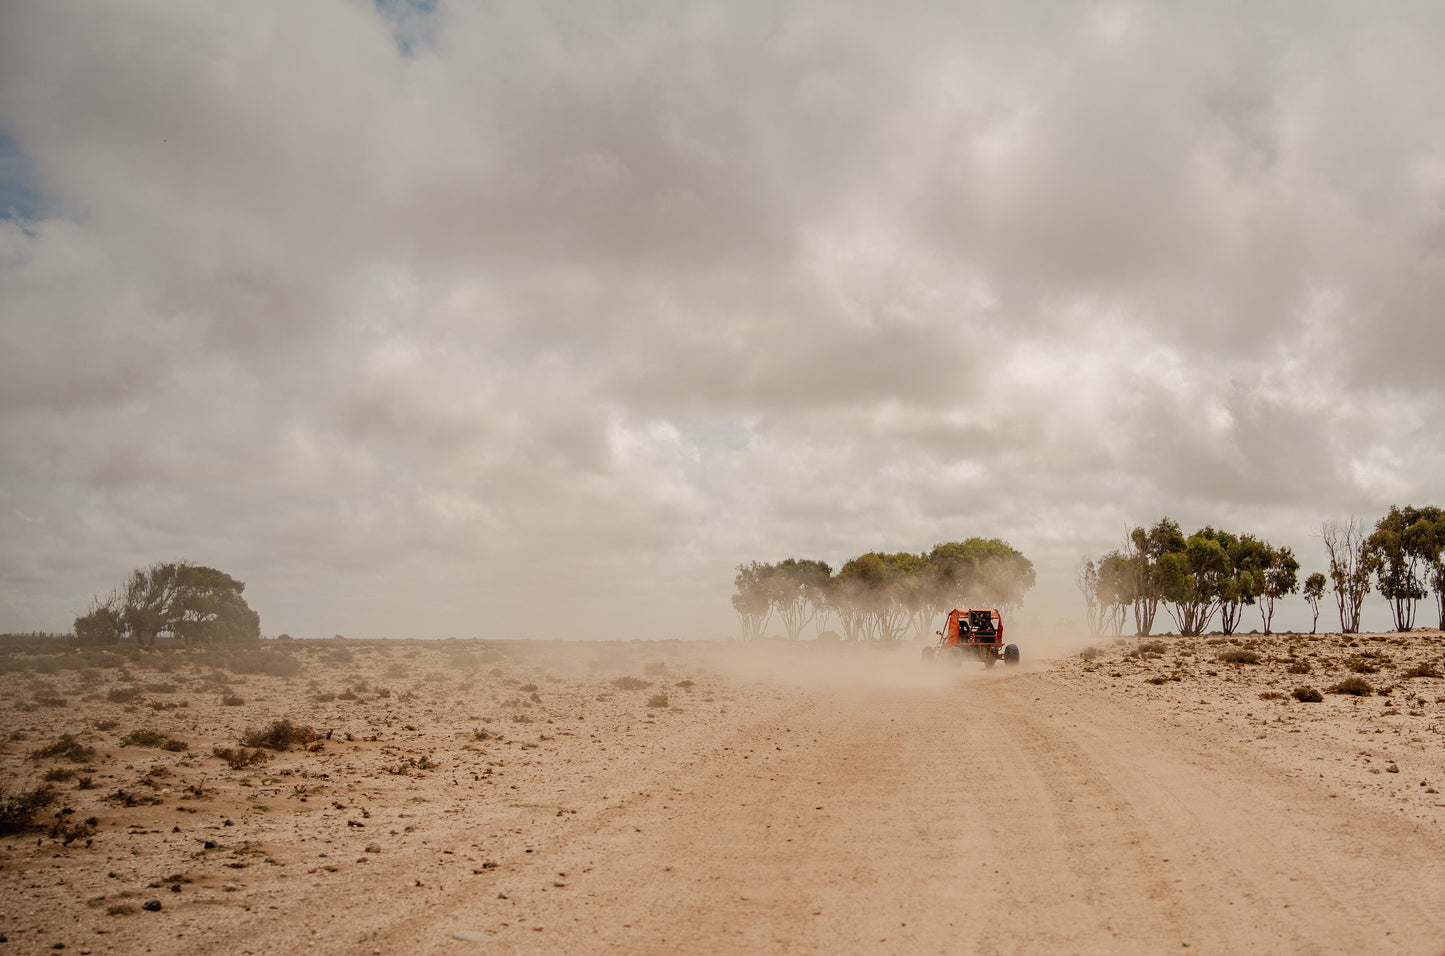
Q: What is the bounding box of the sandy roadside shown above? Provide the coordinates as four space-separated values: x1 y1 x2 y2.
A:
1 631 1443 954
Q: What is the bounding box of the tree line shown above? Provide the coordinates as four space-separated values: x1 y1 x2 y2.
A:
73 561 261 646
1077 506 1445 638
732 539 1036 641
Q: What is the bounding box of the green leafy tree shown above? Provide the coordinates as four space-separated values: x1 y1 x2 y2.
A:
927 538 1035 615
1161 529 1230 636
1257 545 1300 636
1419 515 1445 629
1322 518 1378 634
1302 572 1326 634
77 562 260 646
1125 519 1184 635
768 558 832 641
1368 505 1440 631
732 562 775 640
72 592 123 646
1078 552 1130 638
833 553 888 640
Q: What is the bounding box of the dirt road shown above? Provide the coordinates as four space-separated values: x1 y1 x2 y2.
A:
8 638 1445 954
371 667 1445 955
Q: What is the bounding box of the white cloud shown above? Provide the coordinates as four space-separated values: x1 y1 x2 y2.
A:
1 1 1442 638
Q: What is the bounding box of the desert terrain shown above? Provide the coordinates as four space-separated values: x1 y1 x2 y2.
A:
2 629 1445 954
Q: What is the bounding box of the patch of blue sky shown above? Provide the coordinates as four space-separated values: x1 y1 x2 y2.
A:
0 127 52 223
374 0 439 57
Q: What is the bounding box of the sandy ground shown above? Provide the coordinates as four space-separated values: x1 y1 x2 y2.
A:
2 629 1445 954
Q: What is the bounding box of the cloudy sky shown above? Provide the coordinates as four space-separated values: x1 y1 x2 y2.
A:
2 1 1443 640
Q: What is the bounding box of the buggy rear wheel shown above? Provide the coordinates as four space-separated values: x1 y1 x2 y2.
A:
1004 643 1020 665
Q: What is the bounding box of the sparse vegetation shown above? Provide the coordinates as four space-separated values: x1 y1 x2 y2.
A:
612 676 652 690
240 719 317 751
120 728 185 750
646 693 670 708
213 746 270 770
1292 686 1324 703
1326 676 1374 696
0 784 59 833
29 734 98 763
1216 648 1261 665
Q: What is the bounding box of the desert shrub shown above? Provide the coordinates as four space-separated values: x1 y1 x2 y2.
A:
1137 641 1168 655
646 693 670 708
0 784 59 833
1326 677 1374 696
1292 686 1324 703
1216 648 1261 665
160 738 188 752
612 676 652 690
212 746 269 770
30 734 97 763
50 814 96 845
93 719 119 732
1401 662 1444 679
1286 660 1312 674
1345 657 1380 674
1079 646 1101 661
1259 691 1287 700
220 693 245 706
144 683 176 694
107 687 142 704
228 651 301 678
43 767 77 782
239 719 316 751
119 729 168 748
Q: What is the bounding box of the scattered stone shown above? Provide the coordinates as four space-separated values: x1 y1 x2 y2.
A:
141 899 162 912
1386 763 1400 773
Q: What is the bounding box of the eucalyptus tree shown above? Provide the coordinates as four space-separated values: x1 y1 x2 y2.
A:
1257 545 1300 636
1302 572 1327 634
768 558 833 641
1368 505 1441 631
732 561 775 640
1322 518 1377 634
1161 529 1230 636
